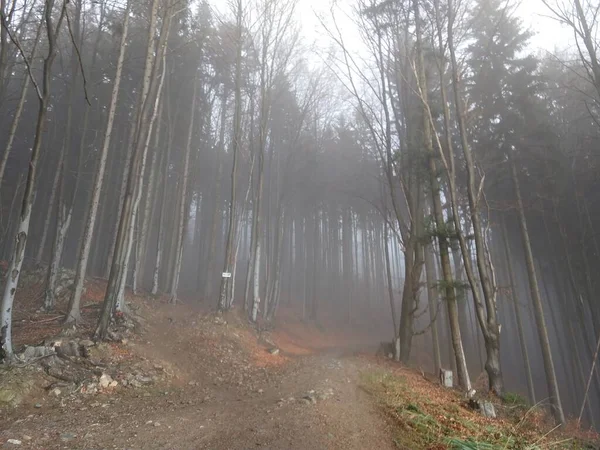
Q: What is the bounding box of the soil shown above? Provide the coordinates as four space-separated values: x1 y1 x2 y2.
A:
0 295 396 450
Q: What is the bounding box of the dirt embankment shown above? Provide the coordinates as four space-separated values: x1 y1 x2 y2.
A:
0 278 597 449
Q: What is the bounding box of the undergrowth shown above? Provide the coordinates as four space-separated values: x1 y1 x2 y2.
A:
360 369 596 450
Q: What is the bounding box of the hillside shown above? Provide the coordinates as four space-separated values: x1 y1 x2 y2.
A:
0 277 597 449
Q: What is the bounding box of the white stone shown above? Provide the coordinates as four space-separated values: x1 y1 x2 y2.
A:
99 374 113 389
439 368 453 388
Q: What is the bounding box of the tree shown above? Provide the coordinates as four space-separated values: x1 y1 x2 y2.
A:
95 0 162 339
66 0 131 324
1 0 67 361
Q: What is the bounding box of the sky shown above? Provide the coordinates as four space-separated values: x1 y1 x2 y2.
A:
208 0 578 58
297 0 577 52
517 0 574 53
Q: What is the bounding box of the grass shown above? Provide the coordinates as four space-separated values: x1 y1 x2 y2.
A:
502 392 528 408
359 368 596 450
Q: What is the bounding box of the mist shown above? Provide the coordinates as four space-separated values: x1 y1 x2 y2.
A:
0 0 599 431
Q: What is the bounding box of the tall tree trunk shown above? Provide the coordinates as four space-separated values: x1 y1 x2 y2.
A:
204 90 227 302
501 217 535 403
0 17 43 190
1 0 66 361
151 98 173 296
509 155 565 425
443 0 503 394
43 0 84 311
383 216 399 356
169 75 198 303
424 240 442 376
133 102 163 295
414 0 471 392
219 0 243 311
66 1 130 323
250 129 266 322
95 0 162 339
114 3 172 313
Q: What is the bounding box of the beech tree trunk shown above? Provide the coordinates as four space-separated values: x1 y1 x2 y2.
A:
66 1 130 324
169 75 198 303
0 18 43 190
501 217 535 403
218 0 243 311
1 0 66 361
95 0 162 339
509 154 565 425
413 0 471 391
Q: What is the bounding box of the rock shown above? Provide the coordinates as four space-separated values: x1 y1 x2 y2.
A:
439 368 453 388
268 348 280 356
34 403 42 408
21 345 55 361
213 317 227 325
109 381 118 388
317 388 334 401
136 375 153 384
478 400 496 419
51 387 61 397
60 433 76 442
99 374 113 389
22 436 31 441
6 439 22 445
79 340 94 348
302 393 317 405
154 422 161 427
56 341 83 358
82 383 98 395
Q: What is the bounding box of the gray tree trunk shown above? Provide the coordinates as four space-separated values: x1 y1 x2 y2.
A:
1 0 66 360
509 155 565 425
66 1 130 323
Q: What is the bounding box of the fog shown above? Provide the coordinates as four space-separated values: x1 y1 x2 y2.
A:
0 0 599 430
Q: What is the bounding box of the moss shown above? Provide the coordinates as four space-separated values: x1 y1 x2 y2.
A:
0 368 37 408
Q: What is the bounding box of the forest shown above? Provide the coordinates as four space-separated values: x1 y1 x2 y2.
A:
0 0 599 433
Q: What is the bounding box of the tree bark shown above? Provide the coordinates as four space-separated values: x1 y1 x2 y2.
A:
95 0 162 339
413 0 471 391
501 217 535 403
0 17 43 190
424 240 442 376
1 0 66 361
218 0 243 311
169 75 198 303
66 0 130 323
509 155 565 425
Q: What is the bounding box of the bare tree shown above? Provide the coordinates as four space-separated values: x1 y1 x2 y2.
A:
65 0 131 324
0 0 67 361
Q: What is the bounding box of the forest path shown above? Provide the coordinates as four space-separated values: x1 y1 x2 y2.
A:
1 300 396 449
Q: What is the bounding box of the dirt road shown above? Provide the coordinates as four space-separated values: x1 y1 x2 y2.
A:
0 303 395 449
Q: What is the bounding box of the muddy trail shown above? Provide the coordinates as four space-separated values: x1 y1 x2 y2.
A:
0 299 396 449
